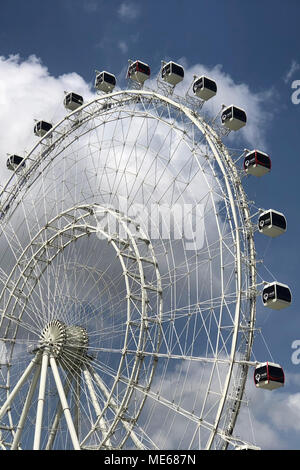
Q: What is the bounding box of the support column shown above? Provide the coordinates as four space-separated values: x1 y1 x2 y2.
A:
33 348 49 450
11 363 41 450
83 367 112 447
49 354 81 450
0 353 40 421
45 372 73 450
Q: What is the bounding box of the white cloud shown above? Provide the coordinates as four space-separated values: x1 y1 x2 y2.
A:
118 1 140 20
284 60 300 83
235 371 300 449
148 60 274 149
83 0 99 12
0 54 94 185
118 40 128 54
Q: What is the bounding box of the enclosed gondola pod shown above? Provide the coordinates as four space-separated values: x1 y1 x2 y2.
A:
262 282 292 310
258 209 287 237
193 76 217 101
127 60 150 84
95 71 116 93
244 150 271 177
161 61 184 86
221 105 247 131
254 362 285 390
6 155 25 172
34 120 53 138
64 92 84 111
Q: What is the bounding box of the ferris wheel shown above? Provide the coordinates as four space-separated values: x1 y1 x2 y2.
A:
0 59 291 450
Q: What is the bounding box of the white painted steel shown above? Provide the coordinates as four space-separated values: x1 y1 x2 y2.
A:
0 84 260 450
49 355 81 450
33 349 49 450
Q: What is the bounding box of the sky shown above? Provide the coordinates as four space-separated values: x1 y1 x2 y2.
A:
0 0 300 450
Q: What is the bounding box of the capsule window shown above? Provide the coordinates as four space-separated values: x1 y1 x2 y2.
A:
232 107 246 122
268 365 285 382
256 152 271 168
162 63 171 77
271 212 287 231
276 284 292 303
171 62 184 78
254 366 268 384
222 107 233 121
203 77 217 93
103 72 116 85
136 61 150 75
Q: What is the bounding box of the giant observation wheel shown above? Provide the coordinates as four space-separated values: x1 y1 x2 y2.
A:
0 60 285 450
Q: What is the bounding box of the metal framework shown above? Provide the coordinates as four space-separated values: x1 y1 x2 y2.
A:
0 84 258 450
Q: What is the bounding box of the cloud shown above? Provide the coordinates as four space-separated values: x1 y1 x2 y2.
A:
63 0 100 13
283 60 300 84
117 1 140 21
83 0 99 12
0 54 94 185
118 40 128 54
148 60 274 149
235 371 300 449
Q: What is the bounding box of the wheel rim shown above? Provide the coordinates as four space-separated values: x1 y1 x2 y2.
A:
0 89 256 449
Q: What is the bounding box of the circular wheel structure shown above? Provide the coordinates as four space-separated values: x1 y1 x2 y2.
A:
0 71 258 450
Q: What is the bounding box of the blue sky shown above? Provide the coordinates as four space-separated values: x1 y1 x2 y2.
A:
0 0 300 450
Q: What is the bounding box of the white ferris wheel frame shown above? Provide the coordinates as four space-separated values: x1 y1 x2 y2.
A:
0 87 257 450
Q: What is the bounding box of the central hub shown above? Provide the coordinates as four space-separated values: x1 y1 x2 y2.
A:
39 320 89 369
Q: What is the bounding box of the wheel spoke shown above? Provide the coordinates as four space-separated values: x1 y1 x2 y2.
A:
0 82 263 450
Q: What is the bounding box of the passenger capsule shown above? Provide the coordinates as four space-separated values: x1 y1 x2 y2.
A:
254 362 284 390
64 92 84 111
127 60 150 84
262 282 292 310
193 76 217 101
221 105 247 131
258 209 287 237
34 120 53 138
95 71 116 93
6 155 25 171
161 61 184 86
244 150 271 177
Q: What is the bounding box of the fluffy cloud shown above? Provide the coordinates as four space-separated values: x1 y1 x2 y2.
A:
0 54 274 180
283 59 300 84
0 54 94 185
148 60 274 149
117 1 140 21
235 371 300 450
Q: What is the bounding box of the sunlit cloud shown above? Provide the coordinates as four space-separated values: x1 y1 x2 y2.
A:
118 40 129 54
283 59 300 84
117 1 140 21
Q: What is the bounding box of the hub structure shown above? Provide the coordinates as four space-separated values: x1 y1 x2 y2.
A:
39 320 89 370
